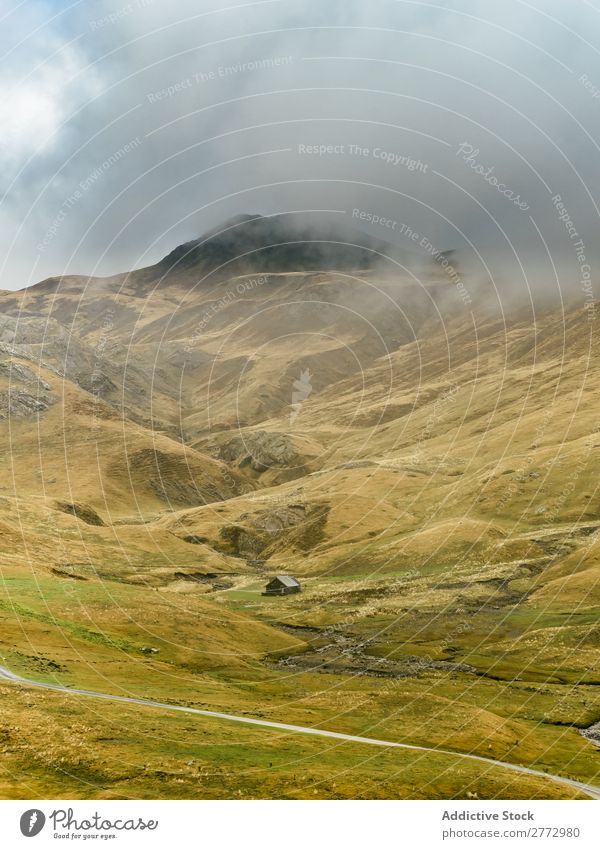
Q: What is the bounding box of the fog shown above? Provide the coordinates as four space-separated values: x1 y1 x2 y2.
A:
0 0 598 313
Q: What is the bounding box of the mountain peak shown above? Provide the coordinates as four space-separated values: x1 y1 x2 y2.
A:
155 212 391 281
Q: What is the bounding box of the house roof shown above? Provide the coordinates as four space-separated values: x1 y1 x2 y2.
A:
270 575 300 587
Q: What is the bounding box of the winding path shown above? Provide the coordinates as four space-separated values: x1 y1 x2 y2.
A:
1 664 598 799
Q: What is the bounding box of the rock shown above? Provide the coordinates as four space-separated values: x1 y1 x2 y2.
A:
0 389 55 419
581 721 600 746
0 361 51 390
218 430 298 471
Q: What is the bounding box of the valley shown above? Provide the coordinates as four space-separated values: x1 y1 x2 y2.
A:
0 214 599 799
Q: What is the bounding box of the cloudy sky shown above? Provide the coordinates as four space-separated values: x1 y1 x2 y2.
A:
1 0 599 304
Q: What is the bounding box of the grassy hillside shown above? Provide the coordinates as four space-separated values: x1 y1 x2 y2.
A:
0 226 598 799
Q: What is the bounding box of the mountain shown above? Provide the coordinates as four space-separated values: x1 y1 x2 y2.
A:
0 216 598 800
154 213 393 281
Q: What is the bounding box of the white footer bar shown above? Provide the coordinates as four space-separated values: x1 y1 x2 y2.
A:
0 799 597 848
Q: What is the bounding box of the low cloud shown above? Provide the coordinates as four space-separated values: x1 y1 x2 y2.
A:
0 0 598 311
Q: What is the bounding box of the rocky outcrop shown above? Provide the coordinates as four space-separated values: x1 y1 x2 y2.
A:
201 429 320 486
581 721 600 747
218 431 298 471
0 358 56 419
0 361 52 389
0 389 55 419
